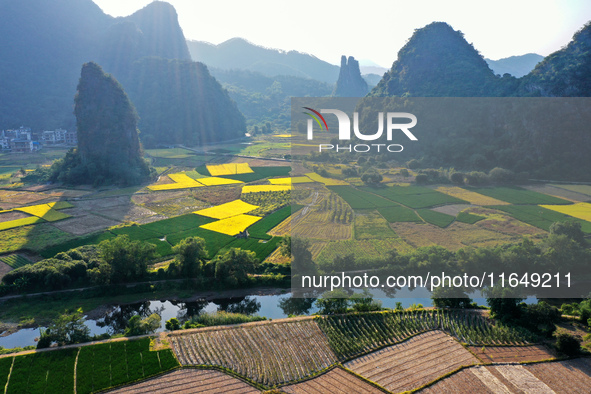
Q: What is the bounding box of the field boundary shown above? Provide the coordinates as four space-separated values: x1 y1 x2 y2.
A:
405 356 585 393
338 365 394 393
168 314 315 337
94 366 182 394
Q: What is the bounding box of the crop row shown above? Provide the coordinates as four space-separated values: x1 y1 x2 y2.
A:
319 193 352 224
316 310 536 360
223 236 283 260
214 166 291 183
0 254 32 269
360 185 468 209
491 205 591 233
471 187 571 205
417 209 455 228
3 348 77 394
170 320 337 386
327 186 396 210
247 205 297 240
76 338 178 394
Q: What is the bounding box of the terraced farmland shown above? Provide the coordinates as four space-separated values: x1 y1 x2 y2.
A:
0 254 32 269
76 338 178 394
109 369 260 394
492 204 591 233
417 208 455 228
316 238 413 266
436 186 509 206
280 367 384 394
2 348 78 394
169 319 338 386
541 202 591 222
345 330 479 393
419 358 591 393
468 344 556 363
471 187 571 205
316 310 534 361
327 186 396 209
360 185 468 209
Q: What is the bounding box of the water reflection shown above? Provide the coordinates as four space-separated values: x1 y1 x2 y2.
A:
0 291 537 349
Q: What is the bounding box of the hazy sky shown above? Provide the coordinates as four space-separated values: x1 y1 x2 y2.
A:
93 0 591 67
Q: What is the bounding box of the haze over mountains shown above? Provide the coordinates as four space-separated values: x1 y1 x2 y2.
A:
1 0 590 150
187 38 340 84
0 0 244 147
485 54 544 78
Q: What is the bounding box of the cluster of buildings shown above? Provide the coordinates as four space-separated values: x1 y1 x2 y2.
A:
0 127 77 153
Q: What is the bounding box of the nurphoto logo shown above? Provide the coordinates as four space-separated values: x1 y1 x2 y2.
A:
303 106 418 153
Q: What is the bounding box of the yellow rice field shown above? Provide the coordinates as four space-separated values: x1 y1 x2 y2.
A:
242 185 291 193
540 202 591 222
168 173 203 185
305 173 349 186
436 186 509 206
197 177 244 186
269 176 312 185
206 163 253 176
14 201 74 222
194 200 259 220
200 214 262 236
148 173 203 190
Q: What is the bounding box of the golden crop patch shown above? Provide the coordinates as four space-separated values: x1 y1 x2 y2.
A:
305 172 349 186
269 176 312 185
540 202 591 222
200 214 262 236
436 186 509 206
242 185 292 194
13 201 73 222
194 200 259 220
206 163 254 176
148 173 203 190
197 177 244 186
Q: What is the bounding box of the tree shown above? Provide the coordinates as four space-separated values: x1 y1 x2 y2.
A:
550 221 586 246
125 313 161 336
214 248 258 285
485 286 524 323
520 302 561 337
170 237 207 277
350 289 382 312
361 169 383 185
450 172 464 184
431 286 473 309
488 167 515 183
291 238 317 277
38 308 90 348
315 289 350 315
278 296 316 316
165 317 180 331
415 173 429 184
99 235 156 282
555 332 581 356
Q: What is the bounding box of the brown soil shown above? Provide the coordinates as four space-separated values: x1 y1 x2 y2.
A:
191 185 242 205
345 331 480 393
0 261 12 281
107 368 260 394
281 368 384 393
468 344 556 363
50 213 119 235
0 211 30 223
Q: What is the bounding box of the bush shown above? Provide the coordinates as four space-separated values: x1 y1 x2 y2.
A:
415 173 429 184
555 332 581 356
450 172 465 184
488 167 515 183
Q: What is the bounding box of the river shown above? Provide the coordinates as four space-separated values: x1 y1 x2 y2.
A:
0 287 536 349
